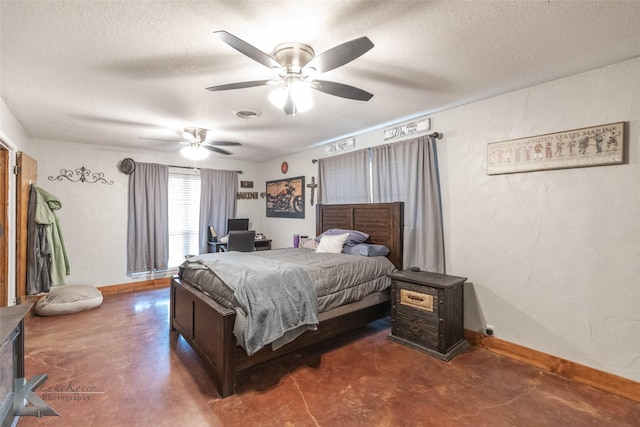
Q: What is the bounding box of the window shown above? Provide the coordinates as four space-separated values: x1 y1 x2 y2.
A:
168 171 201 268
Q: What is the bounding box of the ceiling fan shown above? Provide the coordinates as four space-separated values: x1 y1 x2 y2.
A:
207 31 374 115
143 127 241 156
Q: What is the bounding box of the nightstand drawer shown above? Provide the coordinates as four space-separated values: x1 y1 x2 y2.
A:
393 310 439 348
399 288 435 312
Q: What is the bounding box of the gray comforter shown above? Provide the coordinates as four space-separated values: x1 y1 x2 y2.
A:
182 252 318 356
180 248 396 355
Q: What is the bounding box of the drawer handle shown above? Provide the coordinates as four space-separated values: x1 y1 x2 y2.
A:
407 294 424 302
409 326 422 336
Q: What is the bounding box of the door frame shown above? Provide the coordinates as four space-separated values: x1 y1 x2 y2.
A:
0 146 8 306
0 135 18 307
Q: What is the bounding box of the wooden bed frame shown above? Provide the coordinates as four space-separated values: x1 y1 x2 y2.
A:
170 202 404 398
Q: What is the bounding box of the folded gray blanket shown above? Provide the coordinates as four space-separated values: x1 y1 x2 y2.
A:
185 252 318 355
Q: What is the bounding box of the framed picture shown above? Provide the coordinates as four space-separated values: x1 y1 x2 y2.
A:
266 176 305 218
487 122 625 175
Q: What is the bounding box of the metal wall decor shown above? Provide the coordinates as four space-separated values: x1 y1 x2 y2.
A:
48 166 114 185
306 176 318 206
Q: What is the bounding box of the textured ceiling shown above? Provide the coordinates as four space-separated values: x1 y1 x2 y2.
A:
2 1 640 161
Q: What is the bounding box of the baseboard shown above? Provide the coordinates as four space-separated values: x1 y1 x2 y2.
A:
464 329 640 404
97 278 171 296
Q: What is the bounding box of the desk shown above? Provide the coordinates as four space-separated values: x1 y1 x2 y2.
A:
209 239 272 253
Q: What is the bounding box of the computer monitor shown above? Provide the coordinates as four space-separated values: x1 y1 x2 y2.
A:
227 218 249 234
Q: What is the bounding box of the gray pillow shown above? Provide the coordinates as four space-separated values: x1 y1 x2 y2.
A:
342 243 390 257
315 228 369 246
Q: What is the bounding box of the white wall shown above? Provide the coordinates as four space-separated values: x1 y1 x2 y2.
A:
28 140 257 286
259 58 639 383
437 58 639 383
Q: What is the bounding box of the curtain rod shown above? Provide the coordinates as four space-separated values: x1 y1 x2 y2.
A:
311 132 442 164
167 164 243 174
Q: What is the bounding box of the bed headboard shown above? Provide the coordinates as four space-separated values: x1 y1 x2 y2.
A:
316 202 404 270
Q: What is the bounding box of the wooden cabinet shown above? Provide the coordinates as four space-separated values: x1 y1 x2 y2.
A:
388 270 468 361
1 304 32 427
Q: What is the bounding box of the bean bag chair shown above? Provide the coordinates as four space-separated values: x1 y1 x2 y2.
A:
35 285 103 316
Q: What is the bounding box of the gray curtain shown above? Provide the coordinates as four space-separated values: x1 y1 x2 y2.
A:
318 148 371 204
371 136 445 273
199 168 238 253
127 162 169 273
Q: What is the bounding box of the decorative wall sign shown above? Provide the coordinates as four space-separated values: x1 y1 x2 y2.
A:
384 118 430 141
281 161 289 174
240 180 254 188
266 176 304 218
325 138 355 155
237 192 259 199
48 166 114 185
487 122 625 175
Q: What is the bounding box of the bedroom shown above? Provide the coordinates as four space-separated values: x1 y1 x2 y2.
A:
1 1 639 425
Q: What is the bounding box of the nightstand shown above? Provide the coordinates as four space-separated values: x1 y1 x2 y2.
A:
388 270 468 361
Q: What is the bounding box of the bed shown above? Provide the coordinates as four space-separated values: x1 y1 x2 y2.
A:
170 202 404 398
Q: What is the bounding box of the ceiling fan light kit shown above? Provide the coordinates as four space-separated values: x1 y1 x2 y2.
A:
151 127 243 158
268 79 314 114
207 31 374 115
181 143 209 161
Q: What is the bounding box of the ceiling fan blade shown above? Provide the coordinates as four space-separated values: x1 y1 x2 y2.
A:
139 137 178 143
206 141 242 147
310 80 373 101
214 30 281 70
305 36 374 74
202 145 232 155
206 79 275 91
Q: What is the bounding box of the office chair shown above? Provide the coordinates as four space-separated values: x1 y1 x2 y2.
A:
227 230 256 252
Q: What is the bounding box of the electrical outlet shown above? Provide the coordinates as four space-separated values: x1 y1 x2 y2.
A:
485 325 495 336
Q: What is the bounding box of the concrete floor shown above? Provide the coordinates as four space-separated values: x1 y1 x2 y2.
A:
17 288 640 426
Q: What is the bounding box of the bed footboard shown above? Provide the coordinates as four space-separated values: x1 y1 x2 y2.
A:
171 275 391 398
170 276 237 397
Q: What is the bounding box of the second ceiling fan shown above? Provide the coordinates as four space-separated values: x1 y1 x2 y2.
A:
207 31 374 115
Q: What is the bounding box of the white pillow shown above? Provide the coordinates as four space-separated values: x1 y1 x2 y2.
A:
315 233 349 253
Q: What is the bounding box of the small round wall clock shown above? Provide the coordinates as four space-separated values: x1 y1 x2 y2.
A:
281 161 288 174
